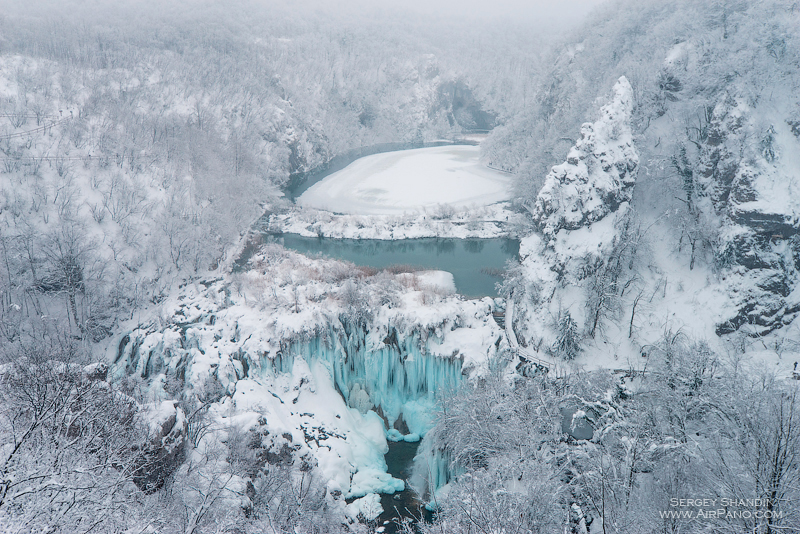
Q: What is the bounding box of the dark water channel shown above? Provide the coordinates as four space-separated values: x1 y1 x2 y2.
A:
378 440 433 533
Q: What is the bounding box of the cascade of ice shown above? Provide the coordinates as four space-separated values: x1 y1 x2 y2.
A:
407 443 464 507
263 323 463 437
112 305 486 506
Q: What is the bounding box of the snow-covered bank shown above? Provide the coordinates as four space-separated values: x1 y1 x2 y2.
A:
297 145 513 215
111 245 506 520
266 202 521 239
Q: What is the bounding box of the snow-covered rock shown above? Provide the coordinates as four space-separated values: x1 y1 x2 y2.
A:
345 493 384 521
697 97 800 335
134 401 188 492
512 78 640 355
531 77 638 236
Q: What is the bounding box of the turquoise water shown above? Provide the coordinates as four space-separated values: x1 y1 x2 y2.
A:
266 234 518 298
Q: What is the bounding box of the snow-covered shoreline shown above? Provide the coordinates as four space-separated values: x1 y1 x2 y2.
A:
265 202 523 240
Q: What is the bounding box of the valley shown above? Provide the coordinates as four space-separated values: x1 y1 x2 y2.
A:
2 1 800 533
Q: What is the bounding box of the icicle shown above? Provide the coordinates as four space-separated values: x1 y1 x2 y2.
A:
281 323 464 437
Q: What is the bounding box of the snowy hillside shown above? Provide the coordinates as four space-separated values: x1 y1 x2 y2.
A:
496 0 800 344
0 4 528 342
4 1 800 534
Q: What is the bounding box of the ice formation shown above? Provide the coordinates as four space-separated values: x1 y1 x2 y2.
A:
111 246 505 506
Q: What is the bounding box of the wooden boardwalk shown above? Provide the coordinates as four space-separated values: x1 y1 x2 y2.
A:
503 293 557 374
513 347 556 371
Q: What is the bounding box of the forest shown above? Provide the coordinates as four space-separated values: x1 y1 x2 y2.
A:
1 0 799 533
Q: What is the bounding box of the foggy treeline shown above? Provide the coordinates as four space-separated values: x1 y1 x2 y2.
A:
0 0 541 338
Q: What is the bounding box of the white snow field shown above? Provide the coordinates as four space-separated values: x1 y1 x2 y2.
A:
297 145 513 215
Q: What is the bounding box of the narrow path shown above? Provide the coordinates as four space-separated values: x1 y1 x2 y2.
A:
504 294 518 350
505 293 556 372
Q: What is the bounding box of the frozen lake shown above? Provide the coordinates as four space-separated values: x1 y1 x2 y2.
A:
296 145 512 215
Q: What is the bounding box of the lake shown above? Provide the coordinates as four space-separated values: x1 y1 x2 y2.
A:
247 234 519 298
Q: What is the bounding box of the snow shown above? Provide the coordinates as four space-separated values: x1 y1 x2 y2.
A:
350 469 405 497
729 117 800 225
297 145 513 215
396 271 456 294
664 41 691 68
518 200 741 375
513 77 643 365
267 202 519 240
142 400 180 436
112 246 506 506
345 493 384 521
221 359 405 499
532 77 637 235
386 429 405 442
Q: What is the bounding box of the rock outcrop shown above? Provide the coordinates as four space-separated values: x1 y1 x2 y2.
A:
133 401 188 492
514 77 640 353
531 77 638 236
696 98 800 335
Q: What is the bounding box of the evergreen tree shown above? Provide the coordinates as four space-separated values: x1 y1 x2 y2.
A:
553 310 580 360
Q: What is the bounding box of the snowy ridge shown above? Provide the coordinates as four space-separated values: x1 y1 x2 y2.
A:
111 245 505 512
512 78 640 355
530 77 638 235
